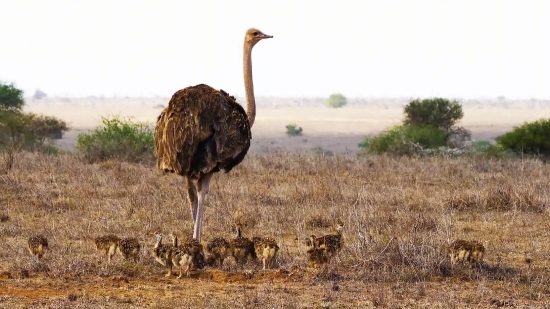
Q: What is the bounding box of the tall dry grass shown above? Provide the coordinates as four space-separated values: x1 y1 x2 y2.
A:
1 152 549 307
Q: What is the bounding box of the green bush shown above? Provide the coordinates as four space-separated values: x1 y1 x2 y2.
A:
496 118 550 158
285 124 303 136
472 140 492 152
1 110 68 150
23 113 68 145
326 93 347 108
311 146 333 157
404 98 463 130
0 109 26 145
0 83 66 172
359 124 448 155
0 82 25 111
76 116 154 163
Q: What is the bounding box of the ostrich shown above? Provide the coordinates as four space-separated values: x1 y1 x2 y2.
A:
446 239 485 266
205 236 231 268
306 235 329 268
170 232 205 278
27 235 49 262
152 231 174 277
154 28 273 242
94 234 121 263
170 232 193 278
314 222 344 257
252 236 279 270
117 237 141 262
230 223 256 267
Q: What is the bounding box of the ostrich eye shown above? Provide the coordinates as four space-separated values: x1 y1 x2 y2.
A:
252 31 259 36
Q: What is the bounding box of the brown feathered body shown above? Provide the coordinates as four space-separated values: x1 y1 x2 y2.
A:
185 239 206 270
117 237 141 262
252 237 279 270
155 84 251 179
206 237 231 268
231 237 255 266
468 240 486 264
171 233 205 278
152 232 173 277
230 225 255 266
306 235 329 268
170 234 192 278
315 223 344 257
27 235 48 260
447 239 485 265
94 234 121 263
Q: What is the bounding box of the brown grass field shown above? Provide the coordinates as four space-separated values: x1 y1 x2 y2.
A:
1 99 550 308
1 152 550 308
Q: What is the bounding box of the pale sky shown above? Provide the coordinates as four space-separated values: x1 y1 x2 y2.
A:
1 0 549 99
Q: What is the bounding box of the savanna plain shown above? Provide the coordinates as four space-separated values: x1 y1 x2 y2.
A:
1 97 550 308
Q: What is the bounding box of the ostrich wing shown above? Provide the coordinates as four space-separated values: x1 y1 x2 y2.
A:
155 84 251 177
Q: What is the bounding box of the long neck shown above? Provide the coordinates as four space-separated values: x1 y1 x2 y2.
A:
237 226 242 238
243 42 256 127
155 235 162 248
310 237 317 248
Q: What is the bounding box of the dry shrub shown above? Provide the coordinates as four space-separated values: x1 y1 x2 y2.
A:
97 159 123 172
446 184 546 212
312 266 343 282
305 214 332 229
47 257 98 279
231 210 259 230
0 224 18 237
9 265 30 279
98 261 153 279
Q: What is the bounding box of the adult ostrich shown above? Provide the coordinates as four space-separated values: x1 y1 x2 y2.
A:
154 28 273 242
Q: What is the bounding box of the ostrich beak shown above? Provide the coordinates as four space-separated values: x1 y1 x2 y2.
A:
260 33 273 39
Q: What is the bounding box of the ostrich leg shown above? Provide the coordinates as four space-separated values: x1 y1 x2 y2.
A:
193 172 213 241
186 176 198 222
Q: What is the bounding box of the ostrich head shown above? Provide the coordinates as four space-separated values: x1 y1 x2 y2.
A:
152 231 163 247
309 234 317 247
234 222 245 237
245 28 273 47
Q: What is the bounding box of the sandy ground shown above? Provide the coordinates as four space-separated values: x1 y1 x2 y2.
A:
24 97 550 154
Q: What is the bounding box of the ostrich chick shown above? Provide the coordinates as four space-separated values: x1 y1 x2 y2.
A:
230 223 255 267
306 235 329 268
170 232 194 278
447 239 486 266
152 231 173 277
27 235 49 261
154 28 273 242
206 237 231 268
188 238 206 271
170 232 205 278
117 237 141 262
468 240 486 264
94 234 121 263
315 222 344 257
252 236 279 270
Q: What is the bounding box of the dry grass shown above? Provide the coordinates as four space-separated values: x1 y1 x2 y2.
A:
1 152 550 308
